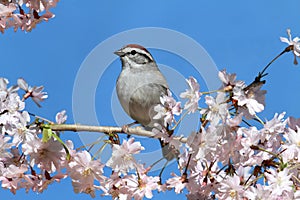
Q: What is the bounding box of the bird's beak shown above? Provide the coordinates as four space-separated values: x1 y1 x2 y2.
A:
114 49 125 57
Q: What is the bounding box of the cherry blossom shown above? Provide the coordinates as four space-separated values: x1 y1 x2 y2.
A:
262 112 286 135
217 174 244 199
104 172 124 199
284 126 300 148
190 127 219 161
4 111 32 146
68 150 105 197
280 28 300 64
232 80 266 117
18 78 48 107
22 135 66 173
244 184 272 200
0 78 24 112
123 174 160 199
0 3 16 16
238 127 261 158
218 69 237 87
166 173 187 194
55 110 67 124
200 92 229 126
282 126 300 162
261 112 286 150
153 89 182 126
0 0 58 33
106 138 144 175
264 168 294 198
0 163 29 194
187 192 213 200
0 135 13 159
287 116 300 130
180 76 201 113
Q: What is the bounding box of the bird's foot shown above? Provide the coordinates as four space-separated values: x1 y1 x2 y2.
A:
122 121 138 138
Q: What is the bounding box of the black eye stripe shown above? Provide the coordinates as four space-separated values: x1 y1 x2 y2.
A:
124 50 153 62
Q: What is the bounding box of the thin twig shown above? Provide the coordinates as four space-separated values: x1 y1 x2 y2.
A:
49 124 187 143
245 46 291 91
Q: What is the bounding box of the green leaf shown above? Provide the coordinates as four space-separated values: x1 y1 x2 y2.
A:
42 124 70 160
42 124 53 142
52 133 71 160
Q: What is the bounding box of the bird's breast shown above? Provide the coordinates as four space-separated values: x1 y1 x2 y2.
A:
116 69 168 126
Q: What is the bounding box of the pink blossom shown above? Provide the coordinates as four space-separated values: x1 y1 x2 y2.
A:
18 78 48 107
187 127 219 161
28 85 48 107
0 135 13 159
180 77 201 113
55 110 67 124
261 112 286 150
0 163 29 194
263 112 286 135
264 168 293 198
68 150 105 197
244 184 271 199
284 127 300 147
218 69 237 86
282 127 300 162
191 130 214 161
0 78 24 113
200 92 229 126
215 127 242 165
280 29 300 64
166 173 187 194
104 172 124 198
106 138 144 175
217 174 244 199
187 192 213 200
0 1 58 33
124 174 160 199
0 3 16 16
233 80 266 117
22 135 66 173
4 111 32 146
287 116 300 130
153 90 181 126
238 127 261 157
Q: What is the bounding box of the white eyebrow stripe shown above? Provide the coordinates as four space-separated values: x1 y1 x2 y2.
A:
125 47 154 61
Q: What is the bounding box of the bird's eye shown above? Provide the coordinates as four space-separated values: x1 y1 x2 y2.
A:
131 50 136 55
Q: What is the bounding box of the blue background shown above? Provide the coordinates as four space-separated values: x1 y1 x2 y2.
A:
1 1 300 199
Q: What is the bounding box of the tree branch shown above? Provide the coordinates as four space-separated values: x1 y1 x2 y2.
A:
49 124 187 143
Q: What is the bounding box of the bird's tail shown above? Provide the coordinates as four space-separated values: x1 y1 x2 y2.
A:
159 138 180 161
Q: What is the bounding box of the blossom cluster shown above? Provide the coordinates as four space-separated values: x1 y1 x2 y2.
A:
0 0 58 33
0 29 299 199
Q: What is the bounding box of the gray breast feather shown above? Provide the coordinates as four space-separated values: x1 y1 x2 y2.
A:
129 83 168 127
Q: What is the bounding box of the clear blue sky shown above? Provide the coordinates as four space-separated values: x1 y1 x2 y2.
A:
1 1 300 199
